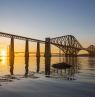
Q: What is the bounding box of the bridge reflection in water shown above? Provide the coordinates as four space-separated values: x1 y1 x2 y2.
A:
45 56 79 80
9 56 79 80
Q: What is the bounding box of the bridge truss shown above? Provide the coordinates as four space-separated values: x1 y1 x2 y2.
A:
0 32 95 57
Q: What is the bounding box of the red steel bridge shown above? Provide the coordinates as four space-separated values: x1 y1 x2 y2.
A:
0 32 95 57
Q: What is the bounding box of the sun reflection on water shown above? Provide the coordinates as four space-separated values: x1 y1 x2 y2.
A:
1 56 6 65
0 56 9 76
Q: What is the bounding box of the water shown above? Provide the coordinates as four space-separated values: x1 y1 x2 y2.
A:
0 56 95 81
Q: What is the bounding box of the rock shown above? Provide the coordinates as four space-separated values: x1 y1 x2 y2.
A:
52 62 72 69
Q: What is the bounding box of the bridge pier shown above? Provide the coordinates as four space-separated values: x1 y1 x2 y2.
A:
25 56 29 77
36 57 40 73
36 41 40 57
10 56 14 75
9 37 14 75
44 38 51 57
25 40 29 57
45 56 51 76
9 37 14 61
10 37 14 58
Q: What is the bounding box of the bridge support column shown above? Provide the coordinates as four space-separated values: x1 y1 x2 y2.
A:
36 41 40 57
36 57 40 73
45 56 51 77
44 38 51 57
25 56 29 77
9 37 14 75
25 40 29 57
10 37 14 61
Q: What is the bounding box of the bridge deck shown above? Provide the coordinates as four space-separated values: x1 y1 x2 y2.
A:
0 32 45 43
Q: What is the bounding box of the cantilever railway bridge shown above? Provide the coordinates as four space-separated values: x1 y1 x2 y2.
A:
0 32 95 57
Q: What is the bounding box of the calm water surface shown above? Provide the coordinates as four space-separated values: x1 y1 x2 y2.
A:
0 56 95 81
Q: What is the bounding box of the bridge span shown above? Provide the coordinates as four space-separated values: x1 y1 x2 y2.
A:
0 32 95 58
46 35 95 57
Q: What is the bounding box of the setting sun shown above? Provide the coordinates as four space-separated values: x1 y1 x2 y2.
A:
0 49 7 57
